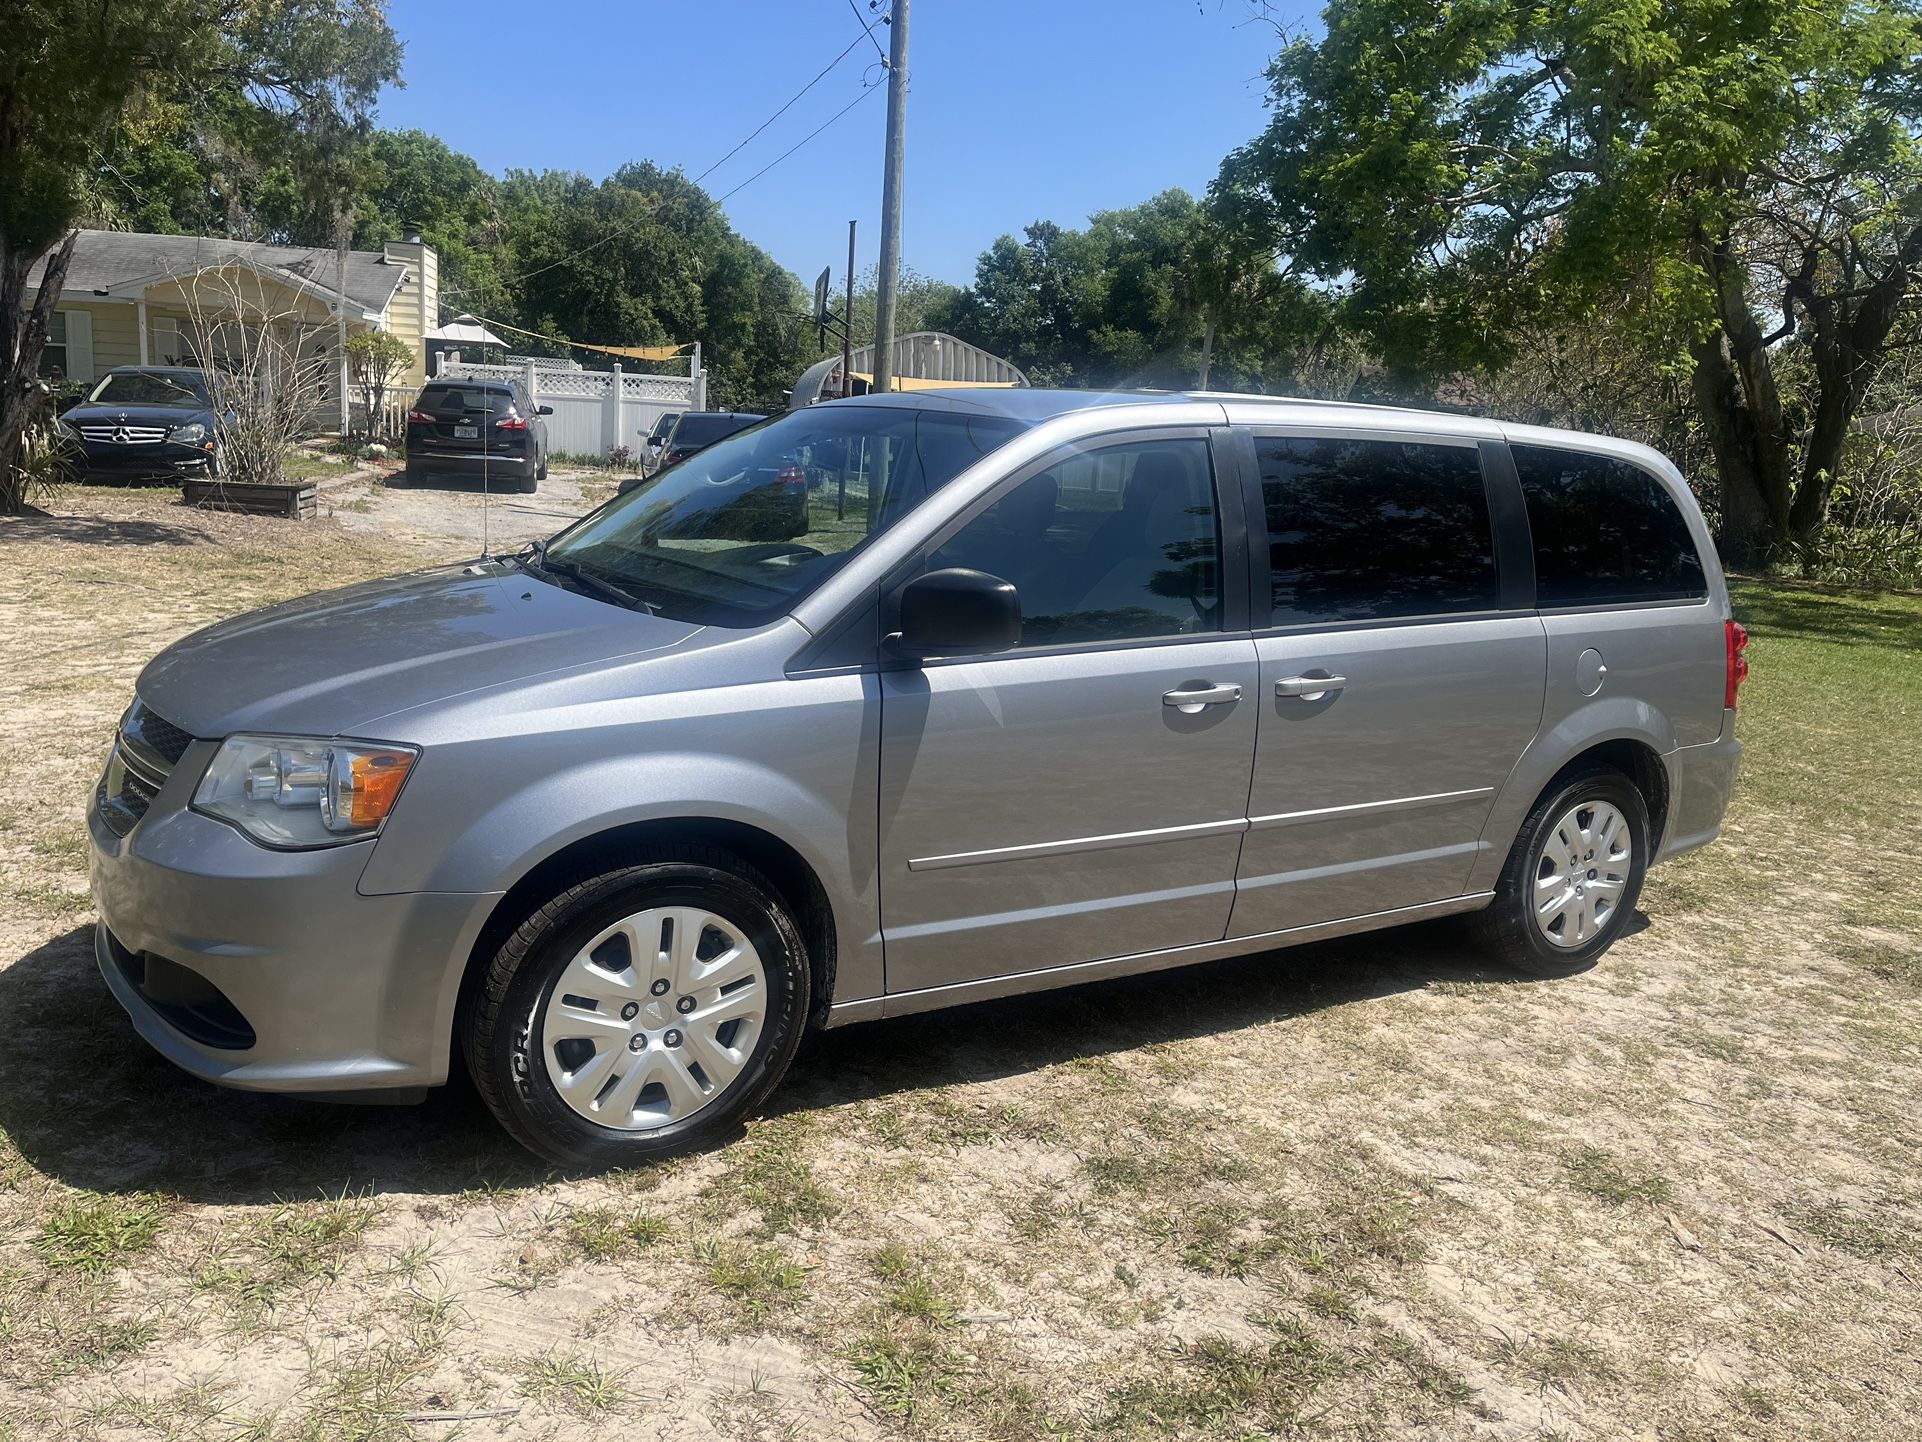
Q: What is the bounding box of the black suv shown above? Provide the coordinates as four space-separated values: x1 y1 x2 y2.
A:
404 379 551 493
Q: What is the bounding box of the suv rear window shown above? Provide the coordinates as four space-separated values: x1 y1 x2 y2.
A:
420 384 512 413
1511 445 1707 607
1258 435 1500 624
674 413 757 446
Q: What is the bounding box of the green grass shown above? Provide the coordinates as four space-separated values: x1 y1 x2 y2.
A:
35 1194 166 1273
1560 1145 1676 1207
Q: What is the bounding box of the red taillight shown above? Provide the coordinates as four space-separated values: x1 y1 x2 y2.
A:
406 408 434 424
1724 620 1750 709
494 415 529 431
776 464 806 488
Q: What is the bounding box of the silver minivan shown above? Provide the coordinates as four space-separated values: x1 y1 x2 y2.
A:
89 391 1745 1165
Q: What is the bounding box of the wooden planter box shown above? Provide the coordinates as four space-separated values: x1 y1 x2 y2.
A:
182 478 318 520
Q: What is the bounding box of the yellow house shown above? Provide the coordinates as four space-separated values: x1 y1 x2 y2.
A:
26 228 440 420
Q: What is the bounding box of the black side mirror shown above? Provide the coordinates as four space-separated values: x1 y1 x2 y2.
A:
537 404 554 415
889 567 1021 659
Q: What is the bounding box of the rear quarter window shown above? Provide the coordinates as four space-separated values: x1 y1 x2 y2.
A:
1511 445 1707 607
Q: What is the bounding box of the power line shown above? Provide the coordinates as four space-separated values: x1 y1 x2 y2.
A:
694 18 882 185
716 82 882 204
846 0 888 61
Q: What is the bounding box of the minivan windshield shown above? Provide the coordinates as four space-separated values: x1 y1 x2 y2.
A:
541 404 1027 626
87 370 211 407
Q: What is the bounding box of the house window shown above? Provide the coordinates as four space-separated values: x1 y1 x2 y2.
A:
39 311 68 380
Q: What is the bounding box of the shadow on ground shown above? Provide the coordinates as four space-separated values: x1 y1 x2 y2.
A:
0 505 211 549
0 916 1598 1203
1731 577 1922 649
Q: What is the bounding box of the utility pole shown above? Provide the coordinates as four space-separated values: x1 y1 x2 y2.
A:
335 213 351 436
871 0 908 396
842 219 857 399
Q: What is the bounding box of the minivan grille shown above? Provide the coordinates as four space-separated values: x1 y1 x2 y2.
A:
97 700 197 837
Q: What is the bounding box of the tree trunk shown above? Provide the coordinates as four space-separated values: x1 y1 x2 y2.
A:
0 229 77 513
1689 232 1795 566
1789 218 1922 542
1688 330 1790 567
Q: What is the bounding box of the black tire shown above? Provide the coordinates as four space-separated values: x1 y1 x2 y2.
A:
516 468 538 494
536 452 549 481
464 846 810 1168
1474 765 1650 978
390 466 413 487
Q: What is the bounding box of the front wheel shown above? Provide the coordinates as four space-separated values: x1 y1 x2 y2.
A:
465 847 810 1168
1474 766 1649 978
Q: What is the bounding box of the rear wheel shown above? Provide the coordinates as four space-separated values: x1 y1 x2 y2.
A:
1475 766 1649 978
465 847 810 1168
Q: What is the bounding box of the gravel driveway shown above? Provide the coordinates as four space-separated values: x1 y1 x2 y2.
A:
325 465 616 554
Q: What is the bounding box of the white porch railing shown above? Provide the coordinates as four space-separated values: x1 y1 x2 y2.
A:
437 354 706 460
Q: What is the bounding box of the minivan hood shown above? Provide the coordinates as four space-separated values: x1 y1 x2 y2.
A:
138 563 702 740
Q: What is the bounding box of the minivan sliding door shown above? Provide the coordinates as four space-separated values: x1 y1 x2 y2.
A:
1228 431 1546 938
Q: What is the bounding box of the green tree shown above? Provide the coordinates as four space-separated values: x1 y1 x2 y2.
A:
942 189 1331 392
343 328 411 437
1214 0 1922 561
1 0 400 511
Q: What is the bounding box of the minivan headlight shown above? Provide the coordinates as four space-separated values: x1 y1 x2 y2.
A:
194 735 418 848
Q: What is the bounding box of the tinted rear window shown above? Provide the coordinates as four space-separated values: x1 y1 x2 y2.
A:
675 413 756 445
1258 435 1500 624
1511 445 1707 607
421 385 511 412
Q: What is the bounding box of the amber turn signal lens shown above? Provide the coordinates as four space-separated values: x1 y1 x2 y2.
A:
345 750 414 827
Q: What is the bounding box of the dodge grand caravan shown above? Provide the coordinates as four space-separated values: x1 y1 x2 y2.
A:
89 391 1745 1166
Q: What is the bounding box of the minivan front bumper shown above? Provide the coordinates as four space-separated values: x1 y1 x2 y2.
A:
89 786 498 1095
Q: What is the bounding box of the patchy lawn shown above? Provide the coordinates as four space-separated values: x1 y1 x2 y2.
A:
0 489 1918 1440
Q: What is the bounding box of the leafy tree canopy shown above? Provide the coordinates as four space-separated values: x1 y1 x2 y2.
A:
1214 0 1922 556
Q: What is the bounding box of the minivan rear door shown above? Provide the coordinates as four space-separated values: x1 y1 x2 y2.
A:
1228 428 1546 937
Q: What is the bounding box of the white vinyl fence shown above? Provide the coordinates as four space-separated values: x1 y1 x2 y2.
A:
436 354 706 461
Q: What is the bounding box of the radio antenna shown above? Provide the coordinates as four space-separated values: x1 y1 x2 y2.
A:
479 384 492 559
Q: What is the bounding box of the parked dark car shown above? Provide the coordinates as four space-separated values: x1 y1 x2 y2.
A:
641 410 681 466
403 378 551 493
623 410 765 493
55 367 224 482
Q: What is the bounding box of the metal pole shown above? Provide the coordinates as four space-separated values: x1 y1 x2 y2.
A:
842 219 857 400
335 215 350 436
871 0 908 397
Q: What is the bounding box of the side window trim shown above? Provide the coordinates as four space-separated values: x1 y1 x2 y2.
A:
1480 439 1537 612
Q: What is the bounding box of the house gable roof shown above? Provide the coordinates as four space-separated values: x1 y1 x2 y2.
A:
28 229 409 316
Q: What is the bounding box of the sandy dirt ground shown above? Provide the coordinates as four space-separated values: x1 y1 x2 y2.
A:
0 484 1917 1441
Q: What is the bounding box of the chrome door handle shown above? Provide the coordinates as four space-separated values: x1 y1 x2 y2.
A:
1275 674 1347 700
1163 682 1242 714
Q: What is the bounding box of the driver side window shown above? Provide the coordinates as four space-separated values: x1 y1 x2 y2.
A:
931 436 1222 648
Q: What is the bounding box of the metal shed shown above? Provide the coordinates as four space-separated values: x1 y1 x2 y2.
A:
792 331 1027 406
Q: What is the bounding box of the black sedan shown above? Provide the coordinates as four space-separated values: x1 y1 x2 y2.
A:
56 367 224 481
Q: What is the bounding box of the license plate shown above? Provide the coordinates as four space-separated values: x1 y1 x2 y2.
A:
453 424 478 439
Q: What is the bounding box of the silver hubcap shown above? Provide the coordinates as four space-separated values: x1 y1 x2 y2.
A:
539 906 767 1131
1532 800 1632 949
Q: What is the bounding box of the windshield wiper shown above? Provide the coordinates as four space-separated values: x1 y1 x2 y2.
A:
532 550 658 615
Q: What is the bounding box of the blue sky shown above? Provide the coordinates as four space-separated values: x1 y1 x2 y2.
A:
373 0 1306 287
